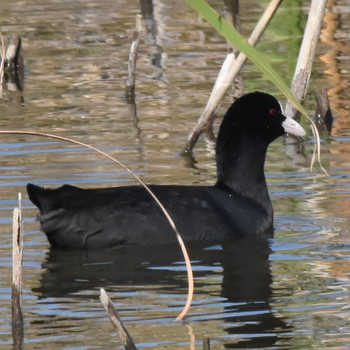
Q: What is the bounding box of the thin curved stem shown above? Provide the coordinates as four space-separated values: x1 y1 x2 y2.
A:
1 130 194 321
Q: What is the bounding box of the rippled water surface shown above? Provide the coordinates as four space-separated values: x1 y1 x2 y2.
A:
1 0 350 349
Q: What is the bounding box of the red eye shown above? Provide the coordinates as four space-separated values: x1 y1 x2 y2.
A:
269 108 278 116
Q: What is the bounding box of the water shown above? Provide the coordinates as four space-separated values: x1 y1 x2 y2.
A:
1 0 350 349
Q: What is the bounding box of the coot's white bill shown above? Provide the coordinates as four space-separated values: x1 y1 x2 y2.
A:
282 117 306 137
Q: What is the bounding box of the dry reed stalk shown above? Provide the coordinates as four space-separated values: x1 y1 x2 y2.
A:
184 0 282 152
284 0 328 121
126 14 142 99
12 194 24 349
0 130 194 321
12 194 23 289
282 0 328 174
100 288 138 350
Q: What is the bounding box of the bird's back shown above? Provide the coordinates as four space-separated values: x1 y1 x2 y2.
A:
27 183 273 249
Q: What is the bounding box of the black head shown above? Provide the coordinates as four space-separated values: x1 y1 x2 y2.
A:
217 92 305 148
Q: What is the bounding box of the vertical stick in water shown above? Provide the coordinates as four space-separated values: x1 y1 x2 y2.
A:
100 288 138 350
12 193 24 349
126 14 142 100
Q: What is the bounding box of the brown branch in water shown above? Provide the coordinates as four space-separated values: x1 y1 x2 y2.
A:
12 194 24 349
183 0 283 153
100 288 138 350
0 130 194 321
126 14 142 101
284 0 328 121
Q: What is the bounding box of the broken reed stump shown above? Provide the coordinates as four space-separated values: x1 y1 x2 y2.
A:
100 288 138 350
126 14 142 101
315 89 333 135
12 193 24 349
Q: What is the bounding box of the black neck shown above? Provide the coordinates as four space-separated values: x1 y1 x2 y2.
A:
215 134 272 212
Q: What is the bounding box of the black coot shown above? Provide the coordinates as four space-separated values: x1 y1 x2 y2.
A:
27 92 306 249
